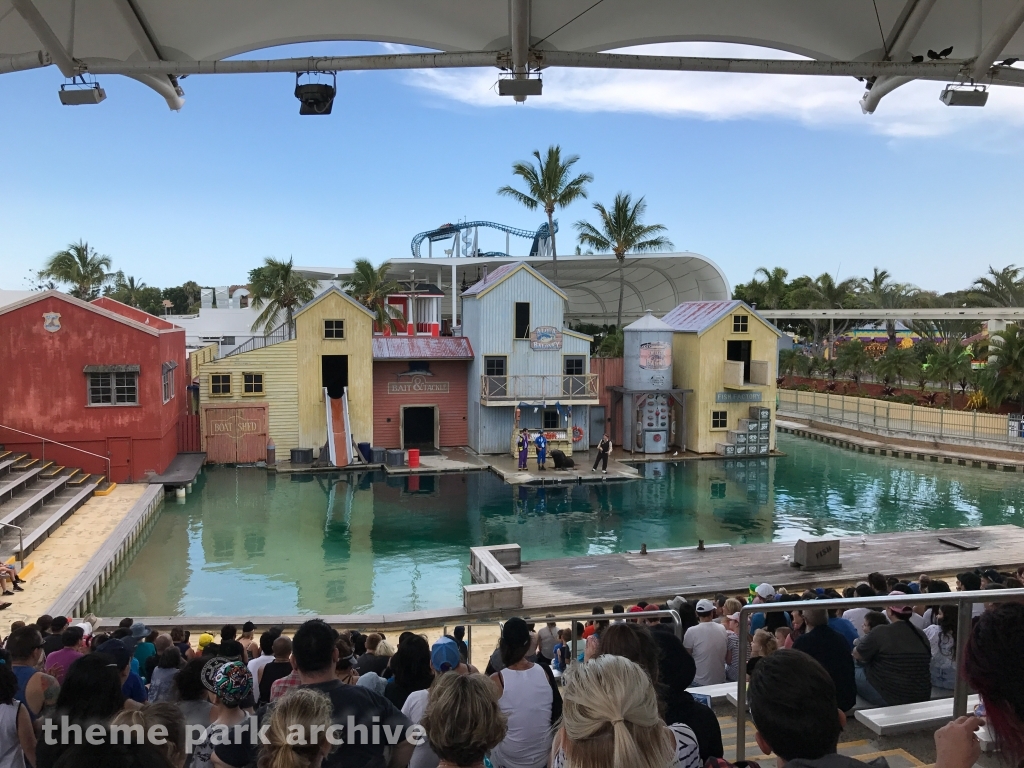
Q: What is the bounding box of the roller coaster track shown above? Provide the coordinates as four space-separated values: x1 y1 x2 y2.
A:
410 220 557 258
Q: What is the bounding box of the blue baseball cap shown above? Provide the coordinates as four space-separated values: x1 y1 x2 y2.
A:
431 637 461 673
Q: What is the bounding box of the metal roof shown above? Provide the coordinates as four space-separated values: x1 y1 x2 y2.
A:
6 1 1024 113
372 335 474 360
461 262 566 300
623 310 675 333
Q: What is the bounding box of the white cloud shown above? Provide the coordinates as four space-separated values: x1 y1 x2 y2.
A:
391 42 1024 139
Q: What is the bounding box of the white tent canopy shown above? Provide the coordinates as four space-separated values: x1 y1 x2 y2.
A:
3 0 1024 111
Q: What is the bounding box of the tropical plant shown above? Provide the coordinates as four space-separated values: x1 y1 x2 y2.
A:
162 281 202 314
248 257 319 336
873 346 914 392
835 340 872 390
752 267 789 310
497 145 593 279
39 240 114 299
596 327 624 358
926 344 973 403
789 272 859 355
969 265 1024 307
109 273 148 308
574 193 673 327
341 259 404 334
857 268 919 348
778 348 802 380
985 325 1024 411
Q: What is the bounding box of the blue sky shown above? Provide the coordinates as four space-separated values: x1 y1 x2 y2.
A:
1 41 1023 294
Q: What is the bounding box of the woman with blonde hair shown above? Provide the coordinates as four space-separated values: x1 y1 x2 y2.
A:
257 688 333 768
551 654 700 768
421 673 507 768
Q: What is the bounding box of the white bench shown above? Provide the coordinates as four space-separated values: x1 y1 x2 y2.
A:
687 683 740 705
855 695 980 736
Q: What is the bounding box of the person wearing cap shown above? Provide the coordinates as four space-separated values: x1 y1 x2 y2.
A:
683 599 729 686
748 583 782 636
401 637 469 768
197 632 216 656
191 659 257 768
129 622 156 682
489 617 561 768
852 591 932 706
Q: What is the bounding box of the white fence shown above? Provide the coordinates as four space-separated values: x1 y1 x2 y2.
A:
777 389 1024 446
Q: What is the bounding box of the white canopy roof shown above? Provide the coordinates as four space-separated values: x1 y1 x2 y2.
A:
4 1 1024 112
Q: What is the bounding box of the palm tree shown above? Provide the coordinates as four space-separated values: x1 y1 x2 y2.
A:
110 274 148 308
835 340 872 391
969 265 1024 307
857 267 919 348
790 273 859 356
874 346 913 392
574 193 673 327
926 344 972 404
986 325 1024 412
753 267 789 310
342 259 404 334
248 257 319 336
497 145 593 280
39 240 113 299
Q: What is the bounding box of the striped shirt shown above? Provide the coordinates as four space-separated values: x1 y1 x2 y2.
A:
857 619 931 705
550 722 700 768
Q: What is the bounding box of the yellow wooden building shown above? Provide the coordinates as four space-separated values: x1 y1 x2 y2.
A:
662 300 781 454
197 287 375 455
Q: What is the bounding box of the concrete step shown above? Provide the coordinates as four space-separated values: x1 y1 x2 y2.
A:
0 468 43 504
12 458 40 471
39 465 65 479
0 476 69 529
68 473 92 487
5 481 99 560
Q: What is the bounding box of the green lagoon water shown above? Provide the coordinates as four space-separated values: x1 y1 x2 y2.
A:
93 433 1024 617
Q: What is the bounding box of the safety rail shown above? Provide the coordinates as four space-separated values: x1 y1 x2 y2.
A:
0 425 110 479
778 389 1024 447
224 321 292 357
480 374 599 403
442 609 683 669
734 588 1024 762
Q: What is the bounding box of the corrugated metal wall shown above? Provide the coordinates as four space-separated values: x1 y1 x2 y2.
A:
372 360 469 448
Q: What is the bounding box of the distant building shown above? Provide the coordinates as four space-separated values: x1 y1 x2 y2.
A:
0 291 187 482
459 262 597 455
662 300 780 455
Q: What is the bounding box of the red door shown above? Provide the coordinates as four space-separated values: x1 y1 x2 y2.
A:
107 437 132 483
203 405 268 464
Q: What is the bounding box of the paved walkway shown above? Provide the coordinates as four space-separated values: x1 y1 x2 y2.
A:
6 484 147 626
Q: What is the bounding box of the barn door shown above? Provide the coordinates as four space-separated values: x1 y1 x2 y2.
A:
203 405 268 464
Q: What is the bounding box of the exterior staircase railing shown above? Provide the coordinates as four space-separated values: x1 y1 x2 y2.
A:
224 321 291 357
0 425 110 479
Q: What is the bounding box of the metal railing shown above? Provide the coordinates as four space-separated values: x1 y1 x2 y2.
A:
0 425 111 479
480 374 599 402
224 321 292 357
735 589 1024 761
778 389 1024 447
443 610 682 670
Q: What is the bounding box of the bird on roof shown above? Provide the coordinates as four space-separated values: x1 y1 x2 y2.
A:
910 54 924 63
1000 57 1020 66
927 46 954 60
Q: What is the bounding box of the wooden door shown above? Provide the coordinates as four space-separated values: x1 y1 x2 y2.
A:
203 405 268 464
106 437 132 483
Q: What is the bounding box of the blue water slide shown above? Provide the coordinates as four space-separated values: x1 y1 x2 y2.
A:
409 220 557 258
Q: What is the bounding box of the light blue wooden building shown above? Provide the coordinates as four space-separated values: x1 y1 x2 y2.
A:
459 262 598 455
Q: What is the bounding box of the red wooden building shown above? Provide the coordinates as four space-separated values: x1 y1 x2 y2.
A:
372 336 472 450
0 291 187 483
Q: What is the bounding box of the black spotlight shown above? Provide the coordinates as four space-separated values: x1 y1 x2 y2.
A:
294 72 336 115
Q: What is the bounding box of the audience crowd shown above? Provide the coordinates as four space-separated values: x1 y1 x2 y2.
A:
0 564 1015 768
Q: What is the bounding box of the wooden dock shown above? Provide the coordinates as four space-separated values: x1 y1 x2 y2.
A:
147 452 205 486
514 525 1024 611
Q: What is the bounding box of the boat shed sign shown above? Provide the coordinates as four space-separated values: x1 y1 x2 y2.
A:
716 391 763 403
530 326 563 351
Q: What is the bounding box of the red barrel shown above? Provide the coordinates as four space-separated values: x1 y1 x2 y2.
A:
407 448 420 468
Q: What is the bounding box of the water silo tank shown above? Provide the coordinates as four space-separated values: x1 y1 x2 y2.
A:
623 311 675 391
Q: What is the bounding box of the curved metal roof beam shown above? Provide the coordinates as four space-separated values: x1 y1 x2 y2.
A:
973 0 1024 80
563 283 610 316
861 0 936 114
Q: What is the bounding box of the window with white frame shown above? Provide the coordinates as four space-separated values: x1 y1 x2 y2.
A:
162 365 175 403
88 372 138 405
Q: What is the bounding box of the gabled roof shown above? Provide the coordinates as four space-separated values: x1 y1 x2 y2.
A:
293 286 375 320
372 336 474 360
624 310 675 332
661 300 782 337
0 289 172 337
91 296 180 330
461 262 567 301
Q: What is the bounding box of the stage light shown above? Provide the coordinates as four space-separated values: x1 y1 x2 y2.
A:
940 84 988 107
58 78 106 105
295 72 336 115
498 77 542 97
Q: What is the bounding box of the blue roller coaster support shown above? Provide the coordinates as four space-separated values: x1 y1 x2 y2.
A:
410 220 557 258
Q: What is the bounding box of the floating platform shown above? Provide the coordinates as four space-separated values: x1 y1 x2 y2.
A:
147 452 205 486
512 525 1024 612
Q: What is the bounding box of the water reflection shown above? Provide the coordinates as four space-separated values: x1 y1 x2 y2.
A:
93 434 1024 617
